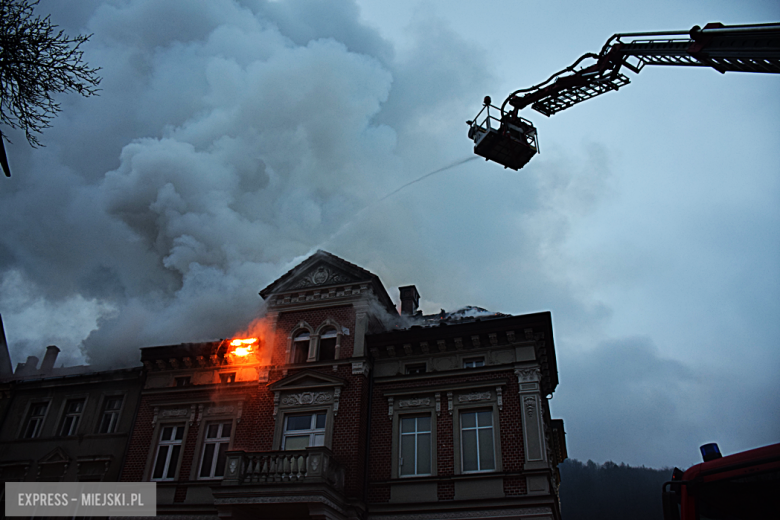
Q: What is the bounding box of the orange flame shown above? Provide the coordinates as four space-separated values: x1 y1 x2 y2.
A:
229 338 258 357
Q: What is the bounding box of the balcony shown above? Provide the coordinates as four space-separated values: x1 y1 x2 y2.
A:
221 447 344 489
214 447 348 519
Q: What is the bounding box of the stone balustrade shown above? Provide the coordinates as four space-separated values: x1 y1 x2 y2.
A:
221 447 344 491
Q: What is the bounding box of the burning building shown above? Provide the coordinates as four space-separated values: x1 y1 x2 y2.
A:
119 250 566 519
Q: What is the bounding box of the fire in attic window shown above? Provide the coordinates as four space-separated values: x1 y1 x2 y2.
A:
175 377 191 387
406 363 426 375
220 373 236 384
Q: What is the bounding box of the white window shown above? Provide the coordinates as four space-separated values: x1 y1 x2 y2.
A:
291 331 310 364
98 396 123 434
152 425 185 480
59 399 85 436
283 412 326 450
22 402 49 438
461 411 495 472
199 422 232 479
399 416 432 476
463 357 485 368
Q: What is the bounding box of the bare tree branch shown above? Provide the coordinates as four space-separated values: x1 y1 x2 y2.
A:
0 0 101 176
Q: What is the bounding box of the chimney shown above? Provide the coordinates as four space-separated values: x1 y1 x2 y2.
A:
16 355 39 376
399 285 420 316
40 345 60 374
0 314 12 376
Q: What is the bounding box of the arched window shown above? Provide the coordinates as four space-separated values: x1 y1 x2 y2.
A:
291 331 310 364
319 328 338 361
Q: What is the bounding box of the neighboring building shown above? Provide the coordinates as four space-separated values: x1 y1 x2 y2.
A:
0 343 144 484
120 250 566 520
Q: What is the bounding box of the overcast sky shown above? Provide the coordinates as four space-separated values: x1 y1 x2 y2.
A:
0 0 777 470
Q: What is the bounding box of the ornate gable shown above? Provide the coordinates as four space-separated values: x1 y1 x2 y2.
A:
259 250 397 314
261 250 372 297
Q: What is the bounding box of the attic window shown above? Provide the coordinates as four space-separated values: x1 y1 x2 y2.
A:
219 373 236 384
463 357 485 368
291 331 311 364
175 376 191 387
406 363 426 375
319 328 337 361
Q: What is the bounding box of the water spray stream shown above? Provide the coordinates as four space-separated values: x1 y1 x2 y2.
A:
320 155 479 248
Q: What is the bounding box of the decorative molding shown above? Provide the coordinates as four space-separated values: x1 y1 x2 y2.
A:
437 340 447 352
273 392 280 417
196 404 204 425
352 361 370 377
280 391 333 407
506 330 516 342
458 391 491 403
524 396 536 418
435 392 441 417
447 392 453 415
398 397 431 408
207 405 234 415
160 408 188 419
293 266 353 289
237 401 243 423
387 397 394 419
471 335 480 348
489 333 498 346
333 388 341 417
420 342 429 354
496 387 503 411
524 328 534 340
515 367 541 383
454 337 464 350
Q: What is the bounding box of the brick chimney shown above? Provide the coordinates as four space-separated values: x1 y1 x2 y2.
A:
399 285 420 316
40 345 60 374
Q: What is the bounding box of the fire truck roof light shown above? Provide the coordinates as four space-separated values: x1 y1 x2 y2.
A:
700 443 722 462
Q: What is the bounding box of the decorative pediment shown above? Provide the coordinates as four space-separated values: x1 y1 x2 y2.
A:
261 250 377 297
268 370 345 392
39 447 70 464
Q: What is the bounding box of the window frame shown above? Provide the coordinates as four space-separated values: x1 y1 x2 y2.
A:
405 362 427 375
453 403 502 475
398 414 433 477
291 330 311 364
150 423 186 481
58 398 86 437
317 328 338 362
463 357 485 368
21 400 51 439
197 421 233 480
97 395 125 434
390 407 437 479
282 411 327 450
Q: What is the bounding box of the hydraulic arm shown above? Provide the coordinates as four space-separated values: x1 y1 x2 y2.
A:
468 22 780 170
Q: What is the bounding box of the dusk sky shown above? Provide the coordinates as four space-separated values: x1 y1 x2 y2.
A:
0 0 777 470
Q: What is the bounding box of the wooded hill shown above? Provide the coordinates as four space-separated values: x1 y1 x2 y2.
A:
559 459 672 520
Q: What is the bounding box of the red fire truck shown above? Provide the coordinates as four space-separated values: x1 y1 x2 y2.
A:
662 442 780 519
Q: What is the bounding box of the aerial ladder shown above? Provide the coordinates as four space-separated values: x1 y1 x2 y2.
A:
467 22 780 170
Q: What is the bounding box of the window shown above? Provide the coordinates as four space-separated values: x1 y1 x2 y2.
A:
319 328 337 361
98 396 123 434
291 331 310 363
219 372 236 384
199 423 232 479
152 425 185 480
400 416 432 476
463 357 485 368
59 399 85 436
175 376 191 387
22 402 49 438
283 412 326 450
461 411 495 472
406 363 426 375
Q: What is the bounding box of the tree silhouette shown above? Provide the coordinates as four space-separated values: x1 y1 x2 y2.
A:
0 0 101 176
